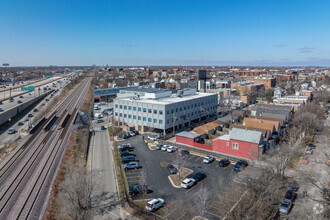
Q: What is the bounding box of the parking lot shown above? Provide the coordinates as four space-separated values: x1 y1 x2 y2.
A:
118 135 244 219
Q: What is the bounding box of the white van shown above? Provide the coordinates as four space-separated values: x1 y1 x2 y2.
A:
94 104 99 110
94 113 103 118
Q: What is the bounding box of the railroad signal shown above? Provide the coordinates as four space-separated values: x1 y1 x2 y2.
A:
20 129 23 133
8 118 11 122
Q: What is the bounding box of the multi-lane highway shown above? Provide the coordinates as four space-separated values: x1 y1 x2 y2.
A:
0 77 92 219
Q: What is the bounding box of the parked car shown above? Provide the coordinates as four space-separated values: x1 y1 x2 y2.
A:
181 178 196 189
145 198 164 212
124 161 140 170
167 164 177 174
0 101 2 105
19 95 24 98
23 117 29 122
41 103 45 106
45 98 49 101
118 144 134 152
167 146 177 153
178 150 189 157
28 113 34 118
147 134 161 141
203 155 215 164
279 199 292 214
219 159 231 167
121 156 138 164
192 172 207 182
284 190 297 202
18 121 24 126
96 119 104 123
156 144 163 150
120 151 136 157
9 98 14 102
17 100 22 104
0 108 3 112
161 145 169 151
100 126 106 130
128 130 138 137
233 160 248 172
118 133 129 139
33 108 38 112
8 128 16 134
129 184 148 196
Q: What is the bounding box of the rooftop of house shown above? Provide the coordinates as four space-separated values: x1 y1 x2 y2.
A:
176 131 201 139
215 127 262 144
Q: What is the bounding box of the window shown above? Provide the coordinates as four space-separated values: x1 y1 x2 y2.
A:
143 108 146 112
232 143 239 150
159 120 163 124
153 119 157 123
138 107 141 112
159 110 163 115
171 109 174 114
124 114 127 118
128 115 131 118
133 115 136 119
167 119 169 124
226 142 229 146
119 113 122 117
148 109 152 113
133 107 136 111
153 109 157 114
128 106 132 110
124 106 127 110
115 112 118 116
143 117 146 121
167 110 169 114
120 105 122 109
148 118 152 122
115 104 118 108
138 116 141 120
176 108 178 112
180 107 182 111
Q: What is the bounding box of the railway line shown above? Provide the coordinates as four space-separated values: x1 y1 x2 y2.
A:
0 77 92 219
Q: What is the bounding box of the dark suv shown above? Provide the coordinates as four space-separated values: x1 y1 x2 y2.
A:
233 160 248 172
167 164 177 174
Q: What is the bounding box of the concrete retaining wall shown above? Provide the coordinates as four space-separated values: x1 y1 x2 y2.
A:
0 92 50 126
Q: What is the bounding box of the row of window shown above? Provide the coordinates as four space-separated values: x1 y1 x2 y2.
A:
115 105 164 115
115 113 163 124
227 142 239 150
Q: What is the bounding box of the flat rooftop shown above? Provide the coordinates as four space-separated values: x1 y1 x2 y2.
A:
120 87 170 94
115 92 216 105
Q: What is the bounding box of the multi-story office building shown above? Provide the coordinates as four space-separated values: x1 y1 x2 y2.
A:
113 88 218 133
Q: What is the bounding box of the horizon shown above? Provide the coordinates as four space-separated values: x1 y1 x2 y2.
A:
1 0 329 66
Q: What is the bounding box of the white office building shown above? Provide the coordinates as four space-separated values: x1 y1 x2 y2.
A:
114 88 218 133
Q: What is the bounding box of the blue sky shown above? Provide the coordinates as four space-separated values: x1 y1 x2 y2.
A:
0 0 329 66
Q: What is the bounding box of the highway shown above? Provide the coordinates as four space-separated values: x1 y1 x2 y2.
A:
0 77 92 219
0 77 71 147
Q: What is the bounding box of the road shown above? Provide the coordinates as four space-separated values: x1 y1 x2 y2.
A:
91 122 121 220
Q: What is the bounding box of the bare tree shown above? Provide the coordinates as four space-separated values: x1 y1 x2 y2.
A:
172 153 186 178
194 184 209 217
57 160 94 220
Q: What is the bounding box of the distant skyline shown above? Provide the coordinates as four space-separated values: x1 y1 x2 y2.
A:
1 0 329 67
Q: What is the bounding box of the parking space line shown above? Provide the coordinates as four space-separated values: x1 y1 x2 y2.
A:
214 200 226 206
188 155 196 160
224 166 228 170
127 175 142 179
209 205 228 214
216 165 219 168
177 211 187 220
164 208 177 218
155 207 163 214
185 184 197 194
194 157 201 162
205 211 223 219
128 180 142 183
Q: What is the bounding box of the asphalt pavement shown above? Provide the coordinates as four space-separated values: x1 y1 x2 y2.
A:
119 135 241 219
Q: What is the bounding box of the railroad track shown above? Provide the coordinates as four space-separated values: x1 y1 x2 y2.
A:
0 77 92 219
